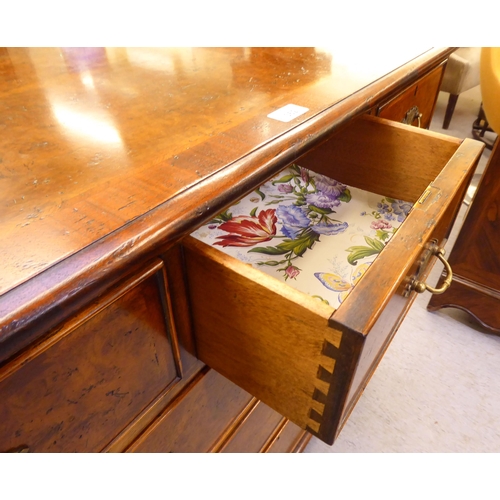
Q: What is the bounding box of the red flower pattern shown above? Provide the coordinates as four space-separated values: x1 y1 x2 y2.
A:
214 209 277 247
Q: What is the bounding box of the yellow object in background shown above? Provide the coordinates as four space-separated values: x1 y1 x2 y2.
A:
480 48 500 134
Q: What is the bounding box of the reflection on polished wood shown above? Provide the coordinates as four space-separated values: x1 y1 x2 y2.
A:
1 48 451 349
1 48 337 294
1 47 444 294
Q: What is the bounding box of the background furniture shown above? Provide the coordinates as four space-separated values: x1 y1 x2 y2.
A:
429 48 500 332
440 47 481 129
472 103 497 150
480 48 500 132
0 47 480 452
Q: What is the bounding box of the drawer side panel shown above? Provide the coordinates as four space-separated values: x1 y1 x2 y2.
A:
332 137 483 336
334 139 482 431
182 237 354 443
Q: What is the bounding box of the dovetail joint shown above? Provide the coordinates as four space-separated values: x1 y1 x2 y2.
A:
309 408 324 424
321 339 339 359
312 387 328 405
316 364 333 383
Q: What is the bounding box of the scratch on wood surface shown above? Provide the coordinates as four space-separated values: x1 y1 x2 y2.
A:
118 199 136 211
106 388 129 398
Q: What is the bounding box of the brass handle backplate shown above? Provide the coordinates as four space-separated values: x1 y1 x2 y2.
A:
402 105 422 128
407 246 453 295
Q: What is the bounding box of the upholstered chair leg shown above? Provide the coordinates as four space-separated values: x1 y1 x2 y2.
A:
442 93 459 129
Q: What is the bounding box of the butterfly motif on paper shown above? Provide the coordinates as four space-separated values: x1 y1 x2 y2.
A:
314 262 371 304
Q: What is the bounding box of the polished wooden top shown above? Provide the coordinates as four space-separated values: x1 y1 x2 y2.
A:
0 47 452 348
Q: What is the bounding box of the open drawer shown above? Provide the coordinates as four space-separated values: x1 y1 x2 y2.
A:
180 115 484 445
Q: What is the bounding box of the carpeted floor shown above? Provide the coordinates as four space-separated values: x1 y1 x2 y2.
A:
304 85 500 453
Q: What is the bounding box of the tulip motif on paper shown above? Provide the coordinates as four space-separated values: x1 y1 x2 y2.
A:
212 209 278 247
208 165 351 280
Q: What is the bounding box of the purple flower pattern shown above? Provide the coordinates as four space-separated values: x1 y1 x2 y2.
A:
245 165 352 278
305 192 341 210
311 221 349 235
377 199 412 222
201 164 354 280
314 175 347 197
276 205 311 239
278 184 293 194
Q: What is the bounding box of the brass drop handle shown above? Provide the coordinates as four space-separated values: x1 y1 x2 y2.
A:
411 247 453 294
402 105 422 128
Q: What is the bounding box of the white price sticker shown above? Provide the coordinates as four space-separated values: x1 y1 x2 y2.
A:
267 104 309 123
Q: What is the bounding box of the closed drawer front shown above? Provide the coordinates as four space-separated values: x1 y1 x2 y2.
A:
220 401 284 453
266 420 307 453
127 367 300 453
0 260 181 452
127 367 254 452
181 114 484 445
377 64 445 129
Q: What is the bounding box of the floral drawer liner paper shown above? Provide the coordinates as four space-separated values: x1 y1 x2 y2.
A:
191 164 412 308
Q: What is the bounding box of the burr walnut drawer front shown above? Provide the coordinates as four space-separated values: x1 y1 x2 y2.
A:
181 115 484 445
0 260 181 453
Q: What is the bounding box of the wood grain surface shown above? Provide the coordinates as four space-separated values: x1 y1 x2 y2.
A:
0 260 179 452
2 47 431 294
0 48 454 360
126 367 254 452
183 234 341 437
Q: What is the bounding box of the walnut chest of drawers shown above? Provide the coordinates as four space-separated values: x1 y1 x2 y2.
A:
0 47 483 452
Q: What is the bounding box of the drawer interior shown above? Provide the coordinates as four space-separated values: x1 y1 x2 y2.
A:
191 163 412 310
181 114 483 444
296 114 460 204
